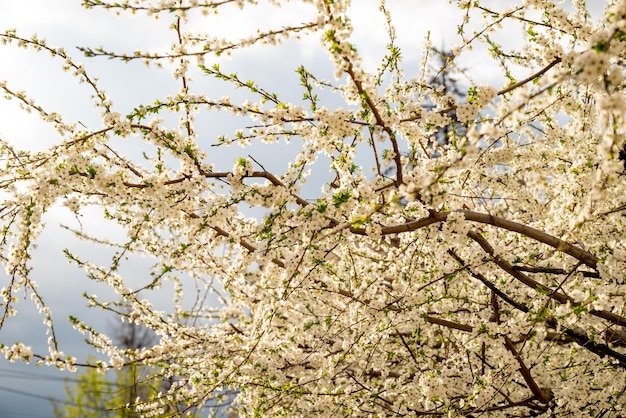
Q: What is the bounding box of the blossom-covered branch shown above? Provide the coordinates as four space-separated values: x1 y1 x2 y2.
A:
1 0 626 416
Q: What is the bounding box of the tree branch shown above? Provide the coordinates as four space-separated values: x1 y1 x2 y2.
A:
503 335 553 404
468 230 626 328
350 209 598 268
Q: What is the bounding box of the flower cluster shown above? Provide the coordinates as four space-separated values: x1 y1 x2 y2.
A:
1 0 626 417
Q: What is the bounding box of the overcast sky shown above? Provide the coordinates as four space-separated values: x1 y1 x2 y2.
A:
0 1 608 417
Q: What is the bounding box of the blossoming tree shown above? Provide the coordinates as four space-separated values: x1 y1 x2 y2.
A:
1 0 626 416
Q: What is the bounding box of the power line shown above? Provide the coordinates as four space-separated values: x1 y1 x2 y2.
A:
0 366 135 386
0 384 115 413
0 384 58 403
0 367 70 383
0 407 51 418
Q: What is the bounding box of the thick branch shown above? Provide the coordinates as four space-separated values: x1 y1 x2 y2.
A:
498 58 562 96
425 315 473 333
447 249 529 314
451 243 626 368
344 64 403 185
468 231 626 328
350 209 598 268
461 211 597 268
468 231 574 304
504 336 553 404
